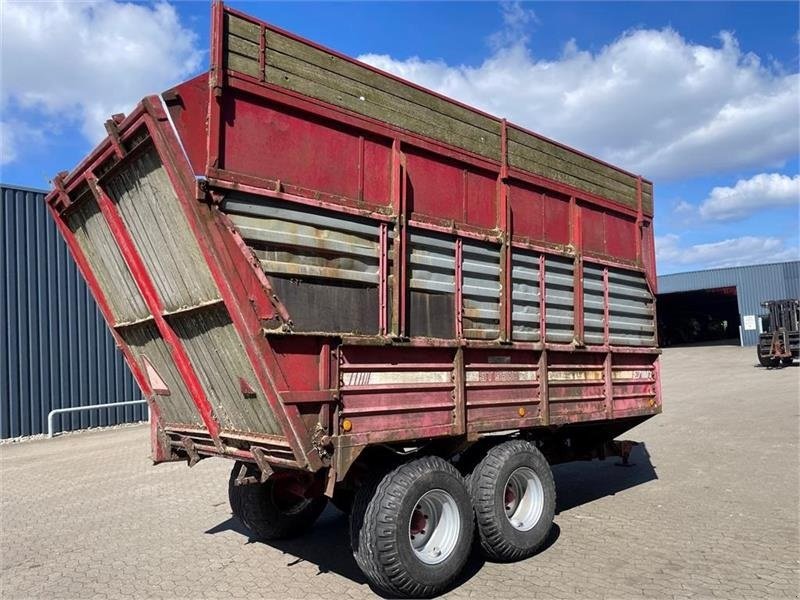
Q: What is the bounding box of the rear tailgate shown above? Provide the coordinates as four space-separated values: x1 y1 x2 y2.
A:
45 100 306 468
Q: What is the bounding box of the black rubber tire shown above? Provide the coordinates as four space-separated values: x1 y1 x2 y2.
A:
757 346 773 367
228 461 327 540
330 486 355 515
468 439 556 562
350 456 474 598
781 357 795 366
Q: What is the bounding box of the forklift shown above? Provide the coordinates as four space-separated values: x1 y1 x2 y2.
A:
757 299 800 367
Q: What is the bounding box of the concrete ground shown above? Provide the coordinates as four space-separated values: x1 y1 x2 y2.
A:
1 345 798 600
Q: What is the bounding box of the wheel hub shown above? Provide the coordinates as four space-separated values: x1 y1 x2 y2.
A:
504 466 545 531
408 489 461 565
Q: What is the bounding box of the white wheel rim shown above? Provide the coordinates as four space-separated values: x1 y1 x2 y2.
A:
408 489 461 565
504 467 544 531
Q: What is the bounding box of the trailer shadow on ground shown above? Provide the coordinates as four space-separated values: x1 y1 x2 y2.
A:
206 444 654 594
207 510 561 596
553 442 657 514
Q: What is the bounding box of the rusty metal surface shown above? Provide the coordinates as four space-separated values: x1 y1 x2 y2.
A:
408 229 456 338
583 263 606 346
607 267 655 346
223 192 384 334
462 240 501 339
510 248 542 342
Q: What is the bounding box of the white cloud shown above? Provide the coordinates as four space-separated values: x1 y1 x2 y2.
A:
0 121 19 166
0 0 203 148
698 173 800 221
359 25 799 180
0 119 44 167
656 233 799 272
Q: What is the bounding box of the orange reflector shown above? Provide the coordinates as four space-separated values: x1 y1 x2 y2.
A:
342 419 353 432
518 407 526 417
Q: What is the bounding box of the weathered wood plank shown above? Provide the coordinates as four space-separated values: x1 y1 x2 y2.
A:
642 182 653 214
509 126 638 192
507 140 637 204
265 48 500 159
508 149 638 210
226 13 260 42
266 29 500 139
226 51 260 78
227 33 259 60
265 64 497 158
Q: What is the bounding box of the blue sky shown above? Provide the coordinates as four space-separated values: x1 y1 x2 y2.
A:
2 1 798 274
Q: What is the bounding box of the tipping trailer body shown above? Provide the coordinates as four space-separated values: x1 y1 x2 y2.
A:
46 4 661 478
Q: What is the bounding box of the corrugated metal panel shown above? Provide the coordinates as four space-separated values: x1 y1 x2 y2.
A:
104 145 218 312
511 248 541 342
409 229 456 339
1 184 144 439
223 193 381 284
658 261 800 346
607 267 655 346
544 255 574 343
409 230 455 294
462 240 500 339
583 263 605 345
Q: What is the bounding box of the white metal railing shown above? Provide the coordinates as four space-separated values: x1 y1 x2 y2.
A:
47 400 148 438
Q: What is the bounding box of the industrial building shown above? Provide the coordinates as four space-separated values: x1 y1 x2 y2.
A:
1 184 144 439
657 261 800 347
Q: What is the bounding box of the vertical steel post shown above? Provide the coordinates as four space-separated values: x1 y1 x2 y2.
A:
498 119 512 342
570 196 584 346
206 0 225 172
378 223 389 335
390 139 407 337
453 347 466 435
539 254 547 343
455 238 463 339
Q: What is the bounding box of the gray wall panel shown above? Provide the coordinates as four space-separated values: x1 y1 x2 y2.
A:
1 184 144 439
658 261 800 346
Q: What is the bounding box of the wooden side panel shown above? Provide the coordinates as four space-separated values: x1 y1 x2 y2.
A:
221 9 654 217
508 126 640 211
261 28 501 161
224 13 261 77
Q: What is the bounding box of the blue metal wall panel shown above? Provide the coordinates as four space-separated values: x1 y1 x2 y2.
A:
658 261 800 346
1 184 145 439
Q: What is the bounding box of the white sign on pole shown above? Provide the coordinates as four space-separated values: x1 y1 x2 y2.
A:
743 315 757 331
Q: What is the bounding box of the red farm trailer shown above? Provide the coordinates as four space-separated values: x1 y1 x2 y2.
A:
46 4 661 596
